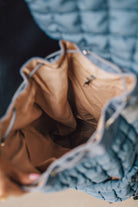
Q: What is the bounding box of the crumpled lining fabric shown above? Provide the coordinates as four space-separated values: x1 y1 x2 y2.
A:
25 0 138 73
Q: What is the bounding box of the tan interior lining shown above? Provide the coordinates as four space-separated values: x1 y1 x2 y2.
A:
0 41 134 174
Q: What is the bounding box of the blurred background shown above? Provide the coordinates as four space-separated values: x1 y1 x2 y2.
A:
0 0 59 117
0 189 137 207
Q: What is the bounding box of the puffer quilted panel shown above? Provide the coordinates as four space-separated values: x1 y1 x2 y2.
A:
25 0 138 73
40 117 138 202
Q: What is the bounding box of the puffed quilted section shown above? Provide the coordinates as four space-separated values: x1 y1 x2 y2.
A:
25 0 138 73
111 116 138 175
78 156 138 202
40 116 138 202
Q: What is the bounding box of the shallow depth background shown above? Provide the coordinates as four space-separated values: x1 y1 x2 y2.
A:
0 0 58 117
0 189 137 207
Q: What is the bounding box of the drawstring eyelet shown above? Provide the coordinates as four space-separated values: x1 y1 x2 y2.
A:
82 49 90 56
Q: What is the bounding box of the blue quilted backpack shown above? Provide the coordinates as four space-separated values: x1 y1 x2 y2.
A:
0 40 138 203
0 0 138 203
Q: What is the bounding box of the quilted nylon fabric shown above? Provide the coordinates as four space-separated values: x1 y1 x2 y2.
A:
25 0 138 73
36 116 138 202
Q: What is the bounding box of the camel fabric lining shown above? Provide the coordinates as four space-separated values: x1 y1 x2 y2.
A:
0 41 134 174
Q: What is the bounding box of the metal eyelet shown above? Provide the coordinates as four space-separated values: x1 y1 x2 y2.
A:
82 49 90 55
50 170 56 177
84 75 96 86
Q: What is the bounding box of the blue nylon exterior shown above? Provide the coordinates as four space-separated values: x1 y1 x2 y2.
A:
25 0 138 73
38 116 138 203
